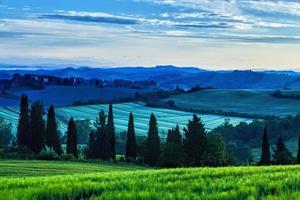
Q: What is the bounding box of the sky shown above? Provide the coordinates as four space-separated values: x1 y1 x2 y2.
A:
0 0 300 70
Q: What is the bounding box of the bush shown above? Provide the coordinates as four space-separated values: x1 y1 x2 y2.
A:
36 147 59 160
62 154 76 161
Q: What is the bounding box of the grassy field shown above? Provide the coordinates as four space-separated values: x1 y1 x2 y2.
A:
0 160 146 177
0 102 251 138
0 161 299 199
161 89 300 117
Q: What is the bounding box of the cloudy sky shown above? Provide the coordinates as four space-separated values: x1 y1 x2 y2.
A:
0 0 300 70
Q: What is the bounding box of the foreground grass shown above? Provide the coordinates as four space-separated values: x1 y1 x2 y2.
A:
0 160 146 177
0 162 299 200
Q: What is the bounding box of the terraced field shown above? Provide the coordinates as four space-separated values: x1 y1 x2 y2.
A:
0 161 299 200
0 102 251 137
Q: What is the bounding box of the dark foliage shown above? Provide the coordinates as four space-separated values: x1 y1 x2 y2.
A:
29 101 46 153
95 110 111 160
45 106 62 155
17 95 30 147
86 131 97 159
107 104 116 159
161 125 184 167
66 117 78 158
125 112 137 160
272 135 293 165
144 113 160 166
183 114 207 166
259 123 271 165
0 118 13 148
298 137 300 164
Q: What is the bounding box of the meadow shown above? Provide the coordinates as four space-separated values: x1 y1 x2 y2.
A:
0 102 251 138
0 160 299 199
161 89 300 117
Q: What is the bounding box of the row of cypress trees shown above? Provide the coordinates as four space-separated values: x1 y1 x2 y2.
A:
260 123 300 165
86 105 137 161
17 95 62 155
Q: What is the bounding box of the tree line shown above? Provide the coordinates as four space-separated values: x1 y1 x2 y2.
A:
2 94 300 167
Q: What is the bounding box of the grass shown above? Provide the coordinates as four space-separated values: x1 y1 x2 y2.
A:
161 89 300 117
0 160 146 177
0 161 299 199
0 102 251 138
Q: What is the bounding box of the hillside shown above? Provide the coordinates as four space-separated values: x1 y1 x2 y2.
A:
160 89 300 117
0 86 149 107
0 161 299 199
0 102 251 137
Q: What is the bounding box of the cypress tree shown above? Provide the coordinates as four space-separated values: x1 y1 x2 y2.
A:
166 125 182 144
183 114 207 166
46 105 62 155
144 113 160 166
259 123 271 165
29 101 45 153
66 117 78 158
17 95 30 147
107 104 116 159
297 137 300 164
125 112 137 160
87 130 96 159
161 125 184 167
272 135 292 165
95 110 110 160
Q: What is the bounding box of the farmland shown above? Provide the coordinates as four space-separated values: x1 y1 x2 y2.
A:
0 161 299 199
0 160 145 177
0 102 251 138
1 85 149 107
160 89 300 117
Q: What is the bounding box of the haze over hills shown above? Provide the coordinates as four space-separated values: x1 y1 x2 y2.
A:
1 65 300 89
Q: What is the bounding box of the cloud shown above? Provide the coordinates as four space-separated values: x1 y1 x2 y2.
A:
39 11 140 25
244 1 300 16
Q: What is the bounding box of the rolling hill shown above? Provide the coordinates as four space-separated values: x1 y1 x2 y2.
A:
0 102 251 138
0 86 149 107
160 89 300 117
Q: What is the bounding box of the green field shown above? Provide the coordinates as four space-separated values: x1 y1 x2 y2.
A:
0 102 251 138
161 89 300 116
0 160 145 177
0 161 299 199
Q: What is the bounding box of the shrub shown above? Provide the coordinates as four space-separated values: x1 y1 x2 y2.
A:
36 147 59 160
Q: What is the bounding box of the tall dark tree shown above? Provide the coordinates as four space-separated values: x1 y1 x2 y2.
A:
66 117 78 158
297 136 300 164
17 95 30 147
205 133 227 166
46 105 62 155
272 135 292 165
259 123 271 165
166 125 182 144
144 113 160 166
95 110 110 160
107 104 116 159
183 114 207 166
125 112 137 160
161 125 184 167
29 101 45 153
87 130 96 159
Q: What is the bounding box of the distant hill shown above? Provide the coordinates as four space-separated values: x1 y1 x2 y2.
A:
1 65 300 89
159 89 300 117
